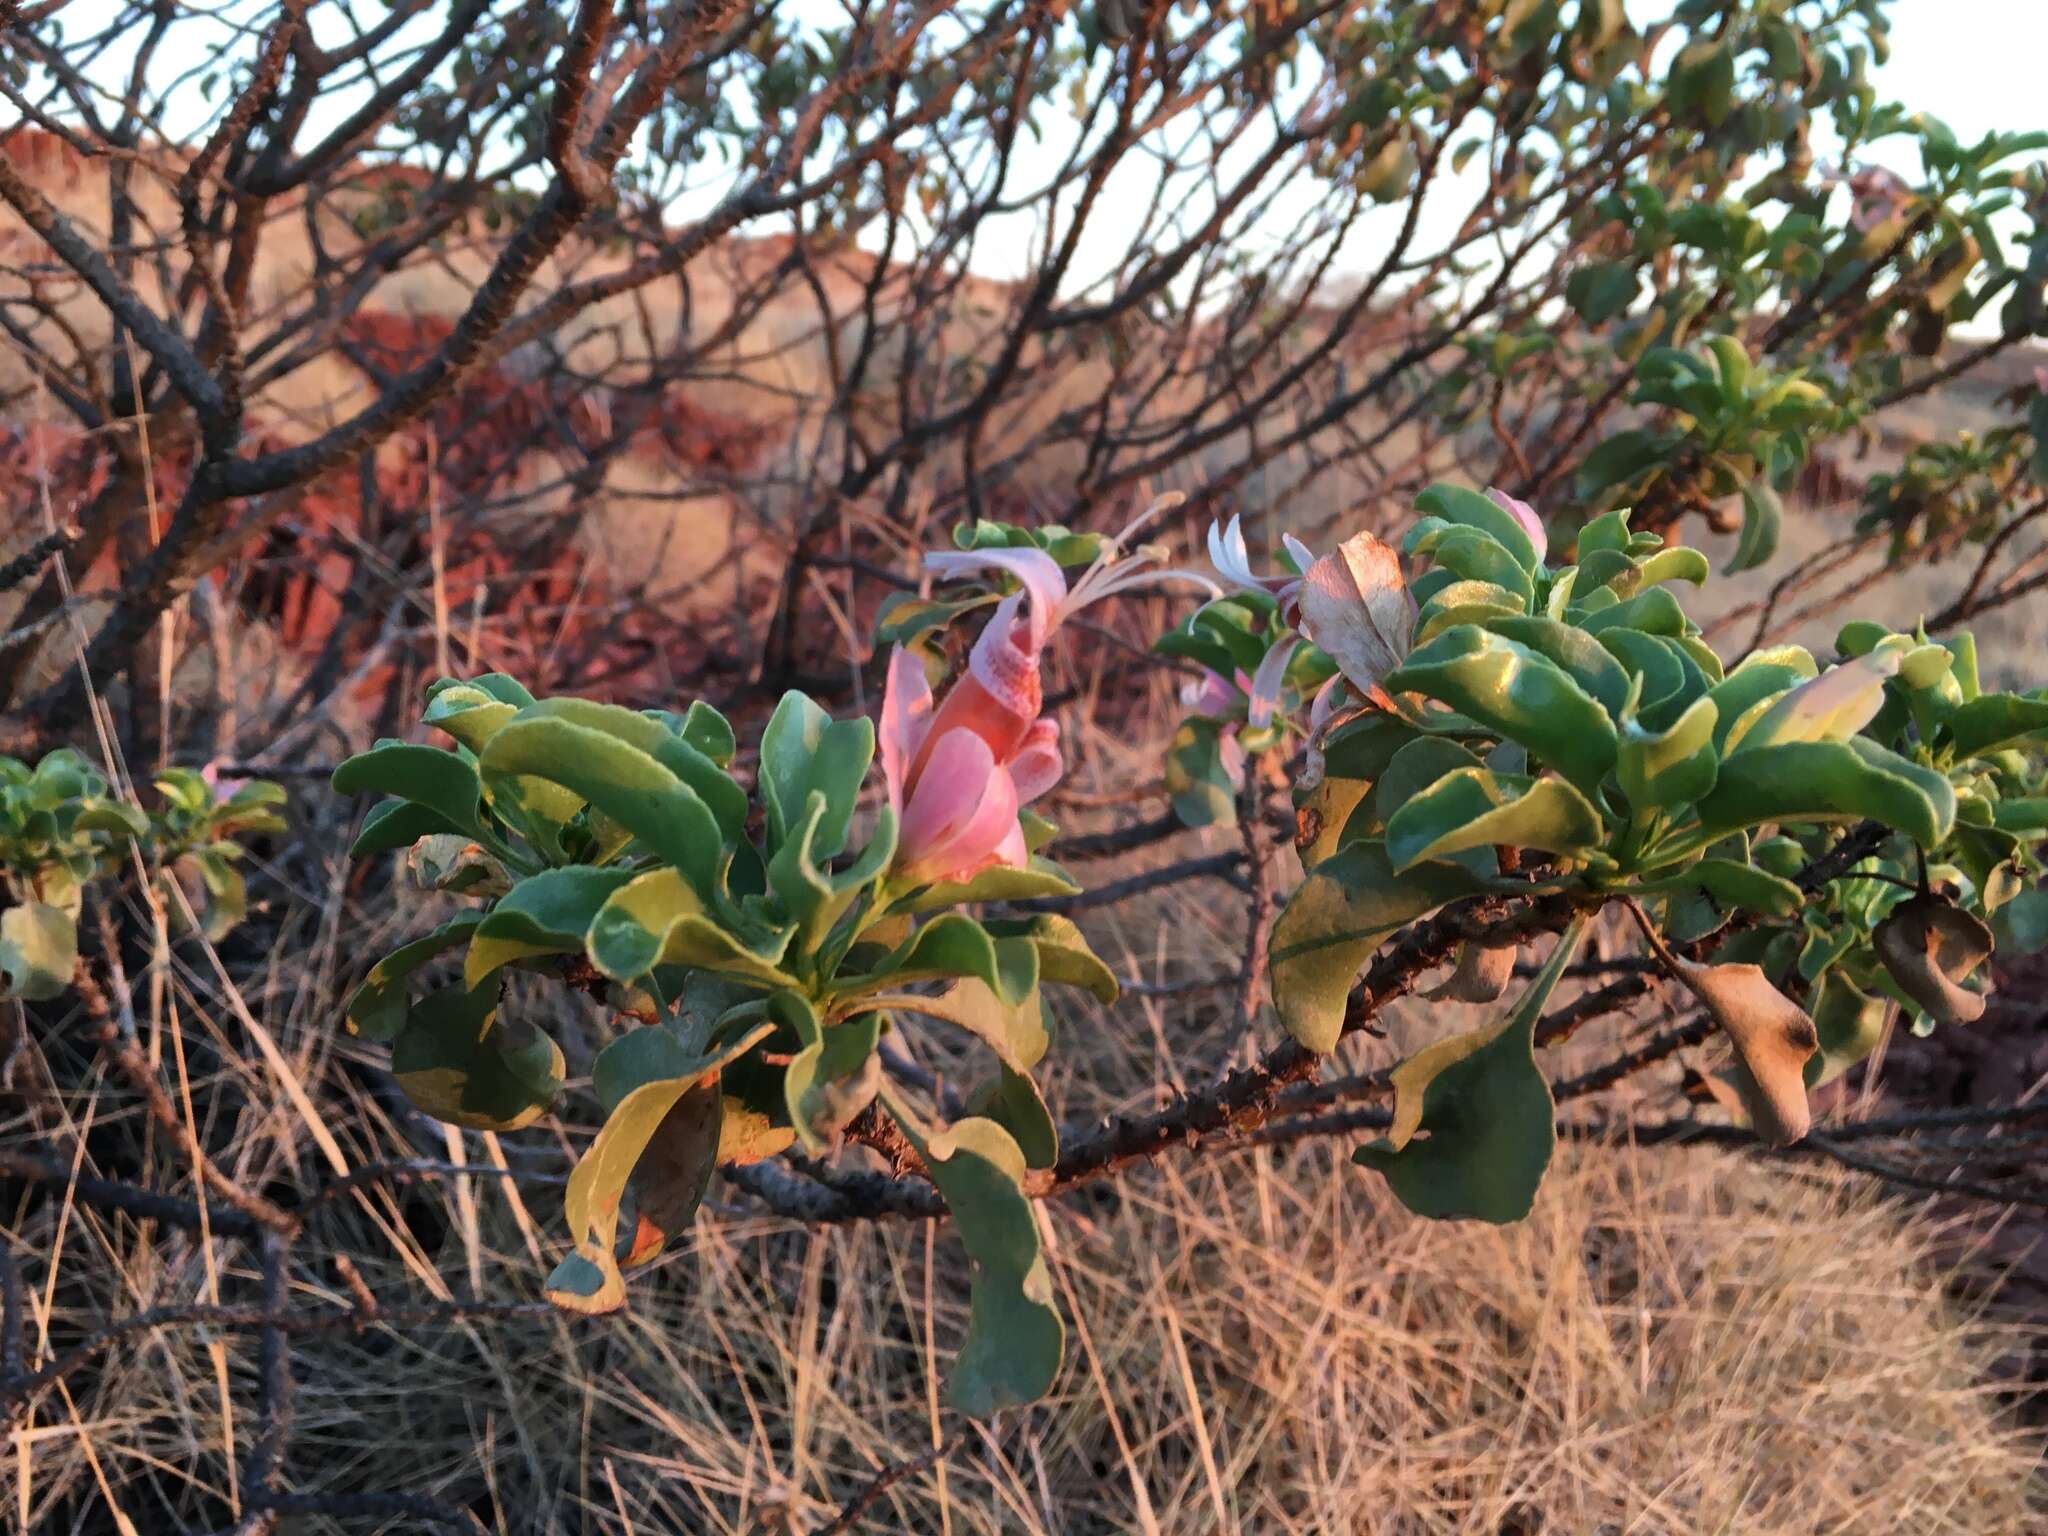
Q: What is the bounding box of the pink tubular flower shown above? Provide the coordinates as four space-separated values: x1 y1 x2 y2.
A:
882 500 1215 885
1484 487 1548 563
1208 513 1317 603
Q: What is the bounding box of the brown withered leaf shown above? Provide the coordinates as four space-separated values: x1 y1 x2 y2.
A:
1294 531 1415 697
1673 959 1818 1146
1874 894 1992 1027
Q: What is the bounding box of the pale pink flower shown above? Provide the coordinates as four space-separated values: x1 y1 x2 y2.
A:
199 760 251 801
1180 666 1239 717
885 499 1214 884
1208 514 1317 603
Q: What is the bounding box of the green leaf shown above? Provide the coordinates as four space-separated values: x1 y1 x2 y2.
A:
1943 693 2048 760
883 1092 1063 1417
1483 617 1633 716
1270 840 1486 1052
1386 627 1618 798
390 984 563 1131
1668 39 1735 126
861 913 1005 995
1619 693 1718 811
1634 858 1803 919
759 691 875 860
1726 481 1783 575
346 914 485 1042
520 698 747 840
1413 484 1540 572
1575 429 1667 502
464 867 638 989
1805 974 1888 1089
1384 768 1604 873
332 742 484 838
777 991 882 1150
1697 739 1957 848
481 718 723 899
1166 716 1240 828
422 681 520 753
966 1063 1059 1169
1354 920 1585 1222
1578 586 1687 638
894 857 1080 914
768 792 896 946
870 969 1047 1073
587 868 796 987
1566 260 1641 324
982 914 1119 1004
1704 650 1817 752
1412 525 1534 604
0 901 77 1001
875 591 1000 649
349 798 466 858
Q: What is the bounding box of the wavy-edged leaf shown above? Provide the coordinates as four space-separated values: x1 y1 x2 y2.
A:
349 798 466 858
1387 626 1617 797
1414 483 1541 572
1619 693 1718 812
1270 840 1485 1052
768 791 896 945
548 1020 773 1313
1697 739 1957 847
982 914 1119 1004
1943 693 2048 760
482 718 723 898
464 867 638 990
1483 616 1632 717
777 991 882 1150
883 1092 1062 1416
1384 768 1604 873
759 691 875 860
332 742 484 837
587 867 796 987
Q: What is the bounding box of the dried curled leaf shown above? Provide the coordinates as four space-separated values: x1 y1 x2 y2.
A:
1425 941 1516 1003
1295 532 1415 698
1673 959 1818 1146
1874 894 1993 1027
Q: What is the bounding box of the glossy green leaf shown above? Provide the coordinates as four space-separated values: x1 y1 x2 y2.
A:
1270 840 1485 1052
1943 693 2048 760
1414 483 1541 572
1619 693 1718 811
967 1064 1059 1170
876 590 1000 648
894 857 1080 914
1484 616 1633 716
869 967 1047 1072
1413 525 1534 604
464 867 638 989
587 867 795 987
481 717 723 898
767 791 896 945
1697 739 1957 847
520 697 747 839
332 742 484 837
759 691 875 860
1387 626 1618 797
1384 768 1604 873
1703 650 1817 752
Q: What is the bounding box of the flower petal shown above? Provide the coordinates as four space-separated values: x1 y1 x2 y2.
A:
1243 637 1302 730
880 647 934 816
924 547 1068 654
1008 718 1064 805
899 729 1022 886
